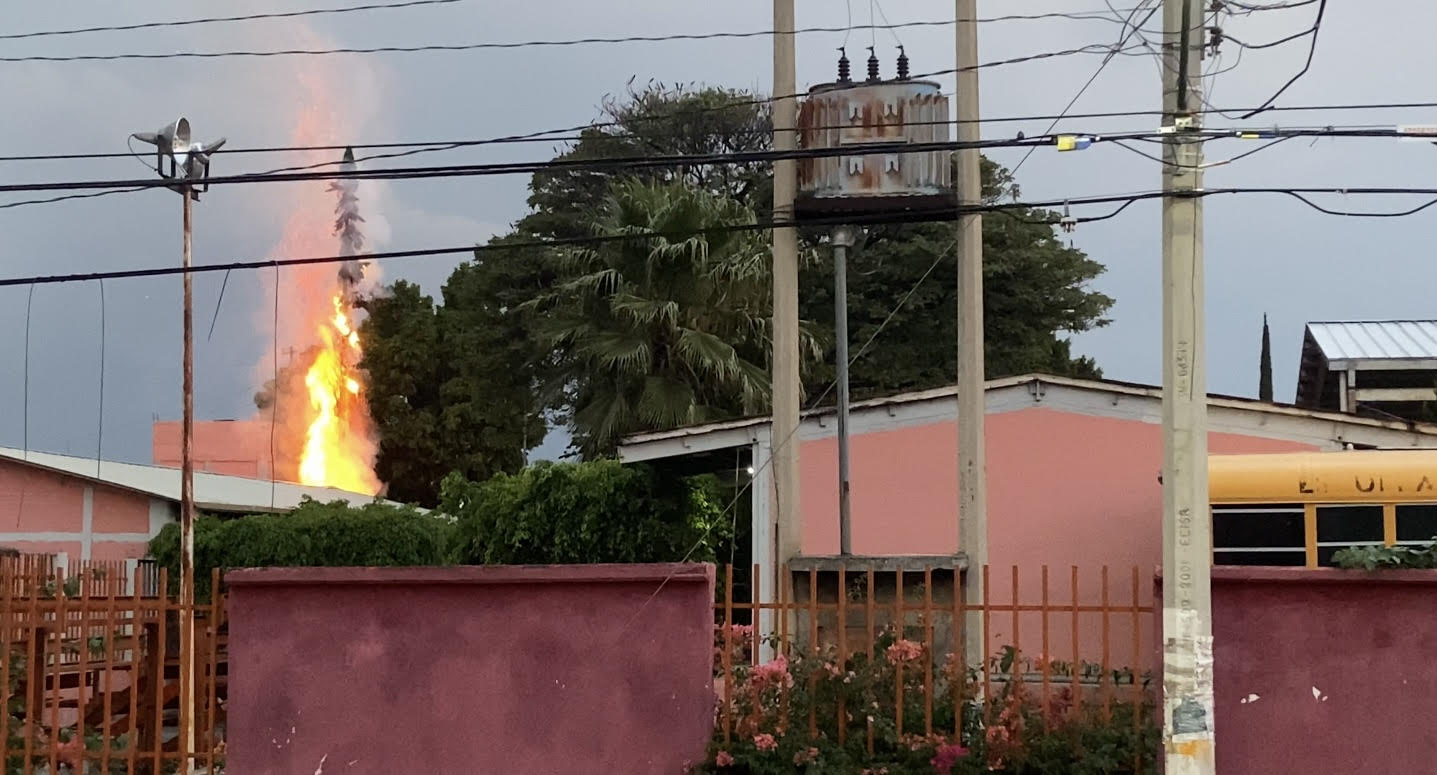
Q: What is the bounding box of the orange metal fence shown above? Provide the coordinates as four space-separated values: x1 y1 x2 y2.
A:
712 563 1160 767
0 562 226 774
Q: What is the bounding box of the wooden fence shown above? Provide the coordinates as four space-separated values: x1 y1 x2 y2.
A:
0 561 225 774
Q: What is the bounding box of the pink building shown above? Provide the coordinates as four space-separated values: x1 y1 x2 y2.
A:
152 419 272 478
618 374 1437 654
0 445 388 566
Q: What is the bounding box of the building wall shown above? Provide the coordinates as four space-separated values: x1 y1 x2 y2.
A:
226 565 716 775
797 407 1316 665
152 419 271 478
1205 567 1437 773
0 458 169 561
799 407 1316 564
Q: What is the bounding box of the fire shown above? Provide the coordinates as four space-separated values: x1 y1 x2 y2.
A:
240 19 387 496
297 294 380 495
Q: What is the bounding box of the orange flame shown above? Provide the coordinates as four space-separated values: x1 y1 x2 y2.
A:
297 294 380 494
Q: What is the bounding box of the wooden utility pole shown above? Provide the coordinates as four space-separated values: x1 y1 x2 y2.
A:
179 187 197 775
1160 0 1215 771
954 0 987 673
771 0 802 583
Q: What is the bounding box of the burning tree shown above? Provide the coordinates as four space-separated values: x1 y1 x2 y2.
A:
254 147 381 495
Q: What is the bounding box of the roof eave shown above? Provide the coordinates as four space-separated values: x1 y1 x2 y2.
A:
617 373 1437 454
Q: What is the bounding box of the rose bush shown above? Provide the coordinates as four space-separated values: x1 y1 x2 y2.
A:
699 627 1159 775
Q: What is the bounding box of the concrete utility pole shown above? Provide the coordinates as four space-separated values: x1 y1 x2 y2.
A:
772 0 802 576
1160 0 1215 771
953 0 987 672
832 226 856 556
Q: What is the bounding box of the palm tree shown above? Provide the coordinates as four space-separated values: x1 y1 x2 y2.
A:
528 179 819 457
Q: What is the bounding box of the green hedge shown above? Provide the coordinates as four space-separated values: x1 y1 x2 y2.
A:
147 498 454 599
148 462 725 595
441 460 726 565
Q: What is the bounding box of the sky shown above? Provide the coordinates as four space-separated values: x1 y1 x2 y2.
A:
2 0 1435 469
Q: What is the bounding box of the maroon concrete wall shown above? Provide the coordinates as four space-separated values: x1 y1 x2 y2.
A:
225 564 715 775
1211 567 1437 774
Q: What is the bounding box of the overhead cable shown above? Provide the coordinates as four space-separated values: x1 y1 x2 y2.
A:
1 9 1172 50
1 127 1432 200
0 0 466 41
8 98 1437 168
8 186 1437 288
0 33 1148 65
1239 0 1328 118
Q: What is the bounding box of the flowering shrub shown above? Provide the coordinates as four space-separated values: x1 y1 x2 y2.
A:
698 630 1159 775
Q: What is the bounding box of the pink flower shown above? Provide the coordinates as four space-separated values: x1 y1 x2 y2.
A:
753 733 778 752
715 750 736 767
750 656 794 690
793 746 819 765
885 639 923 665
931 743 970 775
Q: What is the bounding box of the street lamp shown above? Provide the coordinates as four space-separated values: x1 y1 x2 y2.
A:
132 118 225 199
131 116 225 775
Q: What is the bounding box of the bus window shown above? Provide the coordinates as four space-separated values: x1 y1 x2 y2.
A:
1396 504 1437 544
1212 504 1305 566
1316 504 1384 566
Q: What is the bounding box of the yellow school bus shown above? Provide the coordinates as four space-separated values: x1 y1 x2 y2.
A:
1209 450 1437 568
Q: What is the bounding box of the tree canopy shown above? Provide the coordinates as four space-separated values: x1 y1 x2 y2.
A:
357 257 546 505
507 82 1111 402
525 179 821 456
358 81 1114 492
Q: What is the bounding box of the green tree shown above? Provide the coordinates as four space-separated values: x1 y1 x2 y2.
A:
358 264 546 505
1259 313 1274 402
360 82 1113 466
513 83 1112 404
526 178 819 456
801 160 1108 398
522 81 772 239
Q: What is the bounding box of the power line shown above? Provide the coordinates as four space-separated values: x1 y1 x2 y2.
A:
1223 0 1321 13
0 10 1172 54
0 28 1151 64
9 186 1437 289
1239 0 1328 119
1 127 1431 200
1112 135 1295 168
0 133 1146 196
0 0 466 41
9 95 1437 169
1010 0 1162 178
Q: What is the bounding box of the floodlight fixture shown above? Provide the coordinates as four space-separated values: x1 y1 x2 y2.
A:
130 117 226 200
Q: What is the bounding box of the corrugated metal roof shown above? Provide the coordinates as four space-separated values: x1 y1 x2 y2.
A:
0 446 393 512
1306 321 1437 363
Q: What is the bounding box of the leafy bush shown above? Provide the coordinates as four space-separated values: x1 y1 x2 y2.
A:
442 460 726 565
148 498 455 599
702 630 1159 775
148 461 725 591
1332 540 1437 570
